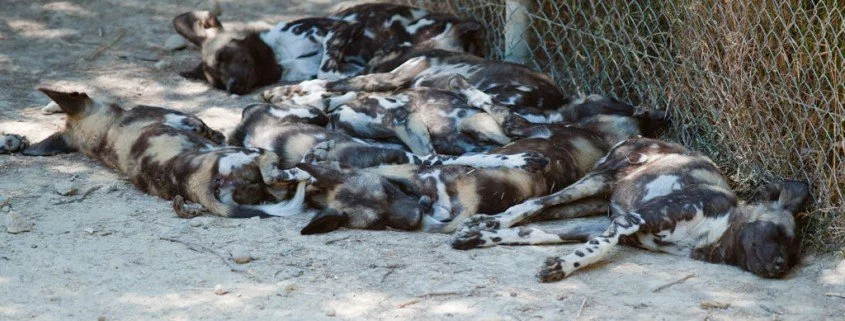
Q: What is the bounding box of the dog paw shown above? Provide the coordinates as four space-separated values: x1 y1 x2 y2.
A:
261 80 328 104
0 133 30 154
459 214 503 232
450 228 488 250
302 140 336 163
536 256 568 283
172 195 209 218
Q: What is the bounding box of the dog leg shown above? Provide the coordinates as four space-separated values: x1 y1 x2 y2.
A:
451 222 608 249
431 152 549 172
459 171 614 231
526 197 609 223
458 113 511 145
394 113 435 155
537 211 643 282
261 79 330 105
323 56 430 92
448 75 511 125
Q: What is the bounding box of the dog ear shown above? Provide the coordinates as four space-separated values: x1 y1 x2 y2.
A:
37 88 91 116
172 11 223 46
179 63 207 81
296 163 345 189
777 181 810 213
456 21 483 36
634 109 670 137
21 132 76 156
759 181 810 214
301 208 348 235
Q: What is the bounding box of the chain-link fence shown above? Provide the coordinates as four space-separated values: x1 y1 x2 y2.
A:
395 0 844 249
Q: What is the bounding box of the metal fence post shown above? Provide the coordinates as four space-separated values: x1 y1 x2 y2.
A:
504 0 530 63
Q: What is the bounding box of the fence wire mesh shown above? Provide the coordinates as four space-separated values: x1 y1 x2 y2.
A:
395 0 844 249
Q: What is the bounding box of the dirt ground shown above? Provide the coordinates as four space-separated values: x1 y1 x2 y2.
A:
1 1 843 320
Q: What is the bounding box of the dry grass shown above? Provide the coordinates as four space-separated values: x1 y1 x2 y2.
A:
396 0 844 251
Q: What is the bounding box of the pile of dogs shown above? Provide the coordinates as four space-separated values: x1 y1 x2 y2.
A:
1 3 810 282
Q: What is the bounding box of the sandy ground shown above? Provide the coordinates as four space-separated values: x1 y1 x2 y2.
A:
1 1 844 320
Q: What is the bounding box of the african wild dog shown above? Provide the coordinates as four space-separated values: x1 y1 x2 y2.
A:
0 134 29 154
262 49 575 123
293 89 667 234
22 88 308 218
228 102 551 174
452 137 810 281
173 3 483 94
322 87 511 155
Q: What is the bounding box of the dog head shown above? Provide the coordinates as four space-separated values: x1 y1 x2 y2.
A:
297 163 433 234
173 11 282 94
561 95 669 143
405 14 484 56
734 181 809 278
23 88 124 157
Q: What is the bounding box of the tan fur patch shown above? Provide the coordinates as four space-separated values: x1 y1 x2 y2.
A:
690 168 731 190
569 136 604 172
282 133 318 166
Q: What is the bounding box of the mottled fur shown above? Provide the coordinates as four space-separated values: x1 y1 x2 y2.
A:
263 49 571 123
295 104 666 234
23 88 307 218
454 137 809 281
174 4 483 94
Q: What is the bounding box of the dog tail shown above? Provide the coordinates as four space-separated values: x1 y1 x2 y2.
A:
198 180 308 218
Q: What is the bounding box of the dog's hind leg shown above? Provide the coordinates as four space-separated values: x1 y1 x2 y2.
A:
451 221 608 249
537 209 643 282
394 113 435 155
324 56 430 92
460 170 614 231
525 197 609 223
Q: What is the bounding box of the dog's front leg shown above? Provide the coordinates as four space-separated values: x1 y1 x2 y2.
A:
538 211 643 282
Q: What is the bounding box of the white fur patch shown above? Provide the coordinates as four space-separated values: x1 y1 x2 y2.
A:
418 170 452 221
217 152 259 175
406 18 436 34
641 174 683 201
269 105 316 120
260 22 325 82
640 207 731 256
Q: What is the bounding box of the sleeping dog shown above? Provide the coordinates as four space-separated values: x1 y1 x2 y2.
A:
262 48 576 123
228 102 551 173
173 3 483 94
293 92 668 234
22 88 308 218
452 139 810 281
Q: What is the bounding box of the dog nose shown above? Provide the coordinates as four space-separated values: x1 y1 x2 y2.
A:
773 257 786 272
419 195 433 212
226 78 237 94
